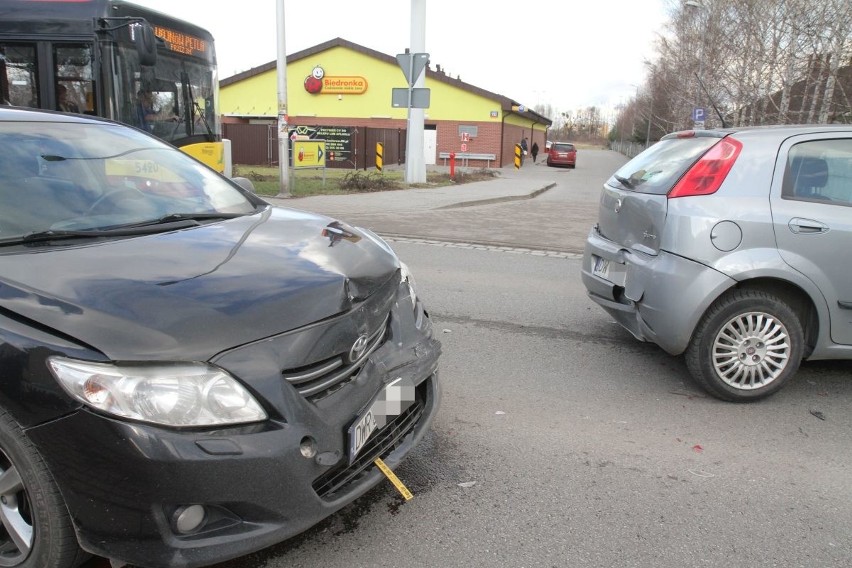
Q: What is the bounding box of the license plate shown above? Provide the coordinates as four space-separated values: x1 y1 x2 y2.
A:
348 377 416 463
592 256 610 279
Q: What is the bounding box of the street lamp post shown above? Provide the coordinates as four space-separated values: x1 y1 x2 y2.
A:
645 94 653 147
686 0 706 129
645 62 655 147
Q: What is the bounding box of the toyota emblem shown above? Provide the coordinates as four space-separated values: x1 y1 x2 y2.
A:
348 334 369 363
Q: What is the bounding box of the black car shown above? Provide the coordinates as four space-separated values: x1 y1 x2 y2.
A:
0 107 441 568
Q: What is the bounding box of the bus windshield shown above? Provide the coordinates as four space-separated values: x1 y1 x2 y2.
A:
113 43 219 146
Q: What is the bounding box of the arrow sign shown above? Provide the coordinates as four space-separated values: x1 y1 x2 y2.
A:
396 52 429 86
317 146 324 160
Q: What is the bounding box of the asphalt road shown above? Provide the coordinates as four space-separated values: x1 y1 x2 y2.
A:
89 150 852 568
204 239 852 568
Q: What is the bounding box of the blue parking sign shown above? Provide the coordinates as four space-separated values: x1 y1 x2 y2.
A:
692 107 706 121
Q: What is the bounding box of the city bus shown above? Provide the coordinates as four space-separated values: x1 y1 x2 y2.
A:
0 0 229 174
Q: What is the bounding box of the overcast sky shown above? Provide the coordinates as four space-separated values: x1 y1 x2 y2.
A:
133 0 670 117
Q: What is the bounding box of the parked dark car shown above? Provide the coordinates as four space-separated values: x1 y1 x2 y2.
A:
546 142 576 168
582 125 852 402
0 107 441 568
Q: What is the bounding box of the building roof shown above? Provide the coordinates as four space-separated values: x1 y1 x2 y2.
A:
220 37 552 126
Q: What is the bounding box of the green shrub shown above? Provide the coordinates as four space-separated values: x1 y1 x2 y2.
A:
339 171 401 192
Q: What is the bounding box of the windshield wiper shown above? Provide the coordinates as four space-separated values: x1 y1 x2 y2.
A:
156 212 246 223
19 219 204 243
614 175 634 189
15 213 248 244
21 229 121 243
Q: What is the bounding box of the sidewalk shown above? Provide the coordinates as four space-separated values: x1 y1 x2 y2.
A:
264 162 557 218
261 158 597 254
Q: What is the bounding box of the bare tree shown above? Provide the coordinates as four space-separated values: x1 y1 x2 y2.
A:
613 0 852 147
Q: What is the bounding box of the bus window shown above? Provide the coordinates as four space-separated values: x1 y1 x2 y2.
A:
53 45 95 114
0 1 226 173
0 44 39 107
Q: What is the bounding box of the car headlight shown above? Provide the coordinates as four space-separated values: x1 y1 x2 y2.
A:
47 357 267 428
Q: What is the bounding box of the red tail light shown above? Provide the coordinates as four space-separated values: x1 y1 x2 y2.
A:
668 137 742 198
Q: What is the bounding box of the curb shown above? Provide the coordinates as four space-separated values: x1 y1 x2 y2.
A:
376 231 583 256
435 183 557 210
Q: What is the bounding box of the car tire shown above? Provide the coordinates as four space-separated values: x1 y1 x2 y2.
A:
685 289 804 402
0 409 87 568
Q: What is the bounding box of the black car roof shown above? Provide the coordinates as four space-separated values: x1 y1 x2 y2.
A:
0 106 113 125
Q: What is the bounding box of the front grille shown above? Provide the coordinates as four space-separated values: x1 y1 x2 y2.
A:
312 396 424 500
282 315 389 401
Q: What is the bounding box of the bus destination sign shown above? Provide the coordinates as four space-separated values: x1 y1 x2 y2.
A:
153 26 208 58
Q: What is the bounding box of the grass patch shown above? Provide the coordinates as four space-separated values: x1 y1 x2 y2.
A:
232 165 500 197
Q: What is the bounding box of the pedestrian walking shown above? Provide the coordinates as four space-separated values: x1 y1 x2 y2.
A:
520 137 528 166
531 141 539 163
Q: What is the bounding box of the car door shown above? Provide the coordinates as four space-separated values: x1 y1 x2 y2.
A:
771 134 852 345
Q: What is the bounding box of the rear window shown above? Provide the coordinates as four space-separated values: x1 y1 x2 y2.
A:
609 137 719 194
552 143 574 152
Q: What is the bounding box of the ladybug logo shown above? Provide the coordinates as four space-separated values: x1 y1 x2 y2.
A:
304 65 324 94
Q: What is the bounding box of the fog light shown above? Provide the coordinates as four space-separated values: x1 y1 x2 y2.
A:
173 505 206 534
300 436 317 459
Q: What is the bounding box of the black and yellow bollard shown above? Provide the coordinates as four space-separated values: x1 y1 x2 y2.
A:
376 142 384 172
514 144 522 170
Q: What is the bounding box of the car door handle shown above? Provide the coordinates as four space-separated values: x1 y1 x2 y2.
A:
788 217 829 234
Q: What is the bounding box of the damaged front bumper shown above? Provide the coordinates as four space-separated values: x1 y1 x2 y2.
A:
27 281 441 568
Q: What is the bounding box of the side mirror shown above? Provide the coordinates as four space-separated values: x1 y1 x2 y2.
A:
231 176 256 194
135 22 158 67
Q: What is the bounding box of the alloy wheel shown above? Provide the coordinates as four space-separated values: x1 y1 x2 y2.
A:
0 448 33 566
711 311 791 391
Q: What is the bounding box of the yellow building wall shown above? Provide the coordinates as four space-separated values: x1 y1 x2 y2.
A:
220 70 277 117
220 45 504 122
504 113 535 127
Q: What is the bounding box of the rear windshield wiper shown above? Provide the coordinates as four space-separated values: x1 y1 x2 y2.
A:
613 175 634 189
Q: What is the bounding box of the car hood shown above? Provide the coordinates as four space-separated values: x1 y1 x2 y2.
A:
0 207 400 361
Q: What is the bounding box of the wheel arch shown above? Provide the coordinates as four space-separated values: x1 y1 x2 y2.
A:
726 277 820 358
707 247 830 358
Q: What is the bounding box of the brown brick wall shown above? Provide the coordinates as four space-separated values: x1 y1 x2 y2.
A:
502 125 548 167
224 115 550 168
291 116 406 130
434 121 503 167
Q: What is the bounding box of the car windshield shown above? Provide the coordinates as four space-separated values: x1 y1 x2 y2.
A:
609 136 719 194
0 120 257 241
552 143 574 152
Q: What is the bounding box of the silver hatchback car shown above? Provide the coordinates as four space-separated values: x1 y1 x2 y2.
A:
582 125 852 402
